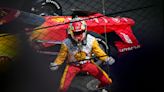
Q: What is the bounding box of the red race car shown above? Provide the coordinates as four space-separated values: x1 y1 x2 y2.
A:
30 10 141 54
0 7 140 57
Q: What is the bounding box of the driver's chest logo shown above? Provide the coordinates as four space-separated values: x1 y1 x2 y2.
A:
74 51 87 61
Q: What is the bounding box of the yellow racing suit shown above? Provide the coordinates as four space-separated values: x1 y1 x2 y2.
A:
53 34 112 92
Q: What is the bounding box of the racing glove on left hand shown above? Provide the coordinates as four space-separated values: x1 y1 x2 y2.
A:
50 62 59 71
105 57 115 65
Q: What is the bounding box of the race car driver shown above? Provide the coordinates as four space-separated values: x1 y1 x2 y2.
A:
50 17 115 92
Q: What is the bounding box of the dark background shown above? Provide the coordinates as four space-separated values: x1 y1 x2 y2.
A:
0 0 163 92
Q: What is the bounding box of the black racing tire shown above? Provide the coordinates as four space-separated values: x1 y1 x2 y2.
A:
30 0 62 16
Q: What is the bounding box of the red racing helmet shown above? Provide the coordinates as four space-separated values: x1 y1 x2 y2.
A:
68 17 87 42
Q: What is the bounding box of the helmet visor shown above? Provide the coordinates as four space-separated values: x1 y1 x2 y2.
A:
73 30 85 36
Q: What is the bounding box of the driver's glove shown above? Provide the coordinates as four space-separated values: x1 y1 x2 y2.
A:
105 57 115 65
50 62 59 71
